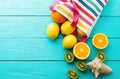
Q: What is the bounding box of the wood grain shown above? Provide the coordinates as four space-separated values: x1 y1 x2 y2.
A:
0 61 118 79
0 0 119 79
0 17 119 38
0 38 119 60
0 0 119 16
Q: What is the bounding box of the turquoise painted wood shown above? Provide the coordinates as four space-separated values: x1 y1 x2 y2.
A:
0 61 118 79
0 0 119 16
0 0 119 79
0 17 119 38
0 39 119 60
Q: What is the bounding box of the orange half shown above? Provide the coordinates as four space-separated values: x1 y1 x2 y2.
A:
92 33 108 49
73 42 90 60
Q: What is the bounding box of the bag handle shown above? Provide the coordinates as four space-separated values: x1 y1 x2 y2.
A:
50 0 79 27
72 30 87 43
50 0 88 43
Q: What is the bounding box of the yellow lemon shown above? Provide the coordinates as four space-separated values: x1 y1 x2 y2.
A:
62 35 77 49
61 21 76 35
46 23 59 40
77 28 86 36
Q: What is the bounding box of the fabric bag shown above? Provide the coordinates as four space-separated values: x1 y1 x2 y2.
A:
50 0 108 42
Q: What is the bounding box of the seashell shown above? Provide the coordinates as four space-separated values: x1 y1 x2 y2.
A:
87 58 112 78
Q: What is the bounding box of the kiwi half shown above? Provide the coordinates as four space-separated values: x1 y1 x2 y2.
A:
68 69 78 79
64 52 74 63
97 52 106 62
76 61 87 72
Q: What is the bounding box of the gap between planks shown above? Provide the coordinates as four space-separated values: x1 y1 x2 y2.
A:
0 60 119 62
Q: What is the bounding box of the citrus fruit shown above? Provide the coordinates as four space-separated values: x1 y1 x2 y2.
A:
77 28 86 36
68 69 78 79
64 52 74 63
92 33 108 49
50 11 67 23
76 61 87 72
73 42 90 60
46 23 59 40
61 21 76 35
62 35 77 49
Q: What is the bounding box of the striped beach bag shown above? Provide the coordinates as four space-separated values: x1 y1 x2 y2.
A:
50 0 108 42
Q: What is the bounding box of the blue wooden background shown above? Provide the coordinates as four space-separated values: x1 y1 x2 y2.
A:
0 0 120 79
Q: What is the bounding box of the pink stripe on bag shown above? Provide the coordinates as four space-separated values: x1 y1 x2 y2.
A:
74 1 95 21
50 0 88 42
63 4 92 26
50 0 80 27
104 0 108 3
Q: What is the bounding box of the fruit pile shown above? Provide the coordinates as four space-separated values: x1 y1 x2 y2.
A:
46 14 109 78
46 0 111 78
64 33 109 78
47 11 91 60
65 33 109 78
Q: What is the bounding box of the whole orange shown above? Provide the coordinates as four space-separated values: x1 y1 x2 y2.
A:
50 11 67 23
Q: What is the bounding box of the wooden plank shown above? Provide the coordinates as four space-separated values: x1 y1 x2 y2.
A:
0 61 117 79
0 16 119 38
0 17 49 38
0 0 119 16
101 0 120 16
0 38 118 60
0 0 52 15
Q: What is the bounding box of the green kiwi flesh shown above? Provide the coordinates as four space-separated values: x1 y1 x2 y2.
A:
76 61 87 72
68 69 78 79
97 52 106 62
64 52 74 63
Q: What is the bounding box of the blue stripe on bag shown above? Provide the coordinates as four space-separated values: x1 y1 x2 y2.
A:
79 0 98 17
88 0 101 12
96 0 104 8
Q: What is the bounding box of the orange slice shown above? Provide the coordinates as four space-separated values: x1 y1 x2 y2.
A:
92 33 108 49
73 42 90 60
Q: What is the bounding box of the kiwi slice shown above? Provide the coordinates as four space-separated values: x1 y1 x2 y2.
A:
76 61 87 72
64 52 74 63
68 69 78 79
97 52 106 62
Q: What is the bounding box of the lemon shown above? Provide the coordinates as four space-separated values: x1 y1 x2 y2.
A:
62 35 77 49
77 28 86 36
46 23 59 40
61 21 76 35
